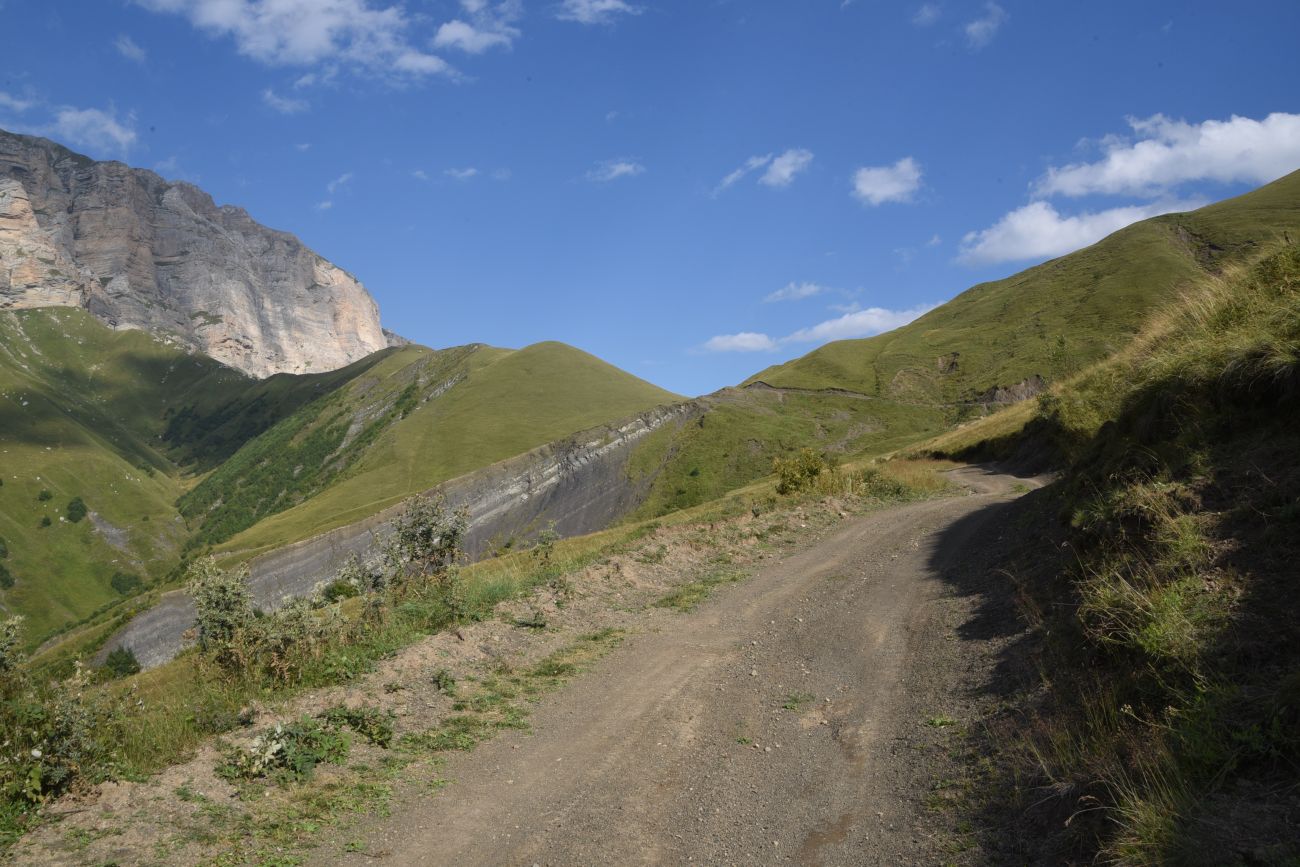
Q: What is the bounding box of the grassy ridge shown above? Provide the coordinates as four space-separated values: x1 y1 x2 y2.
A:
747 169 1300 402
212 341 681 558
922 246 1300 862
0 311 679 644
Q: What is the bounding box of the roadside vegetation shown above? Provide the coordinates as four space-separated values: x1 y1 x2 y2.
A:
0 452 949 856
924 245 1300 863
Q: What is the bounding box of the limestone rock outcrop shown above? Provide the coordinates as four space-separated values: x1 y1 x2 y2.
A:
0 128 387 377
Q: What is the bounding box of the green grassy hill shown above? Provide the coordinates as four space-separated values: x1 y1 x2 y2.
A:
0 310 678 644
203 340 680 559
915 244 1300 864
746 170 1300 403
0 309 249 640
622 172 1300 522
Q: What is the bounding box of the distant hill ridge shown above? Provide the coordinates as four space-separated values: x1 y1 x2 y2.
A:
0 127 389 377
747 169 1300 403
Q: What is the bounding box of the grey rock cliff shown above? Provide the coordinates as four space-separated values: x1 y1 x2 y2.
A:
0 128 387 377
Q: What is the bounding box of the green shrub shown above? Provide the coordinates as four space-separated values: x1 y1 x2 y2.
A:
0 617 123 815
103 647 141 678
217 717 350 785
109 571 142 596
186 558 255 671
36 490 51 502
0 536 7 559
0 565 11 590
854 467 911 500
38 517 50 528
320 706 394 748
64 498 86 523
773 448 829 495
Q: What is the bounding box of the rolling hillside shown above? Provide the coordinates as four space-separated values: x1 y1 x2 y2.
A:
0 309 248 639
618 171 1300 520
191 340 680 559
0 309 678 645
746 170 1300 403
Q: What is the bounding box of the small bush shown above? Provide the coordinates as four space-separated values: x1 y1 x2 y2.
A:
773 448 829 495
320 706 394 748
0 564 11 590
0 536 7 558
217 717 350 784
109 571 142 596
0 618 124 811
38 517 50 528
36 490 51 502
187 558 255 671
64 498 87 523
103 647 141 678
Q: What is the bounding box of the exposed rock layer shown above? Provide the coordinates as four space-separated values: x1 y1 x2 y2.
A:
100 401 704 669
0 129 387 377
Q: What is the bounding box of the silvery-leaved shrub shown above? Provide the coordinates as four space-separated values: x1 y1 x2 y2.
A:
0 617 123 813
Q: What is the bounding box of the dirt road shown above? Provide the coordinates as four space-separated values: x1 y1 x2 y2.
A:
320 466 1038 866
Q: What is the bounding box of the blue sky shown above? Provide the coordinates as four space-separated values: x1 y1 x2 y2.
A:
2 1 1299 396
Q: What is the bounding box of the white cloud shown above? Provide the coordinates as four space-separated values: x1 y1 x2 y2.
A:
784 305 936 343
433 1 521 54
715 149 813 195
262 88 309 114
1035 113 1300 198
316 200 334 210
295 142 312 151
434 20 511 53
851 157 922 205
412 169 430 181
444 167 479 180
0 91 35 113
133 0 455 80
958 198 1204 265
326 172 354 194
587 159 645 182
50 107 137 155
912 3 940 26
965 2 1007 49
702 332 778 353
702 304 935 352
491 167 512 181
715 154 773 195
759 148 814 188
115 34 148 63
557 0 642 25
764 282 828 303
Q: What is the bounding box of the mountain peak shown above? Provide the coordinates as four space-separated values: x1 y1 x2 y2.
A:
0 127 388 378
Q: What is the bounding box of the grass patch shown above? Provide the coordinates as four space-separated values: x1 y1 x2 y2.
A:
653 568 746 612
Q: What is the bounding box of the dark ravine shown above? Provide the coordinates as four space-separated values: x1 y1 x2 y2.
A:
100 401 705 669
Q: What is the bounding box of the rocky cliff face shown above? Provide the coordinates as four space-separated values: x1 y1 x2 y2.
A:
0 129 387 377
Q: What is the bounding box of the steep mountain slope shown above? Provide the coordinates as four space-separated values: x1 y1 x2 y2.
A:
0 128 387 377
0 308 245 639
916 244 1300 864
746 170 1300 403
